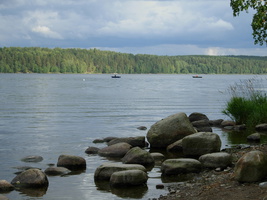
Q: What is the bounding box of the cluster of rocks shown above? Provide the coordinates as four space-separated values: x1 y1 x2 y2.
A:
2 111 267 199
88 112 267 197
0 154 86 199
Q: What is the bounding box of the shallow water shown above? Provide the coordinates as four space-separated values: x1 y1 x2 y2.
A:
0 73 267 200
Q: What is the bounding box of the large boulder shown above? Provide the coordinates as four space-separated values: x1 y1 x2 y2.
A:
147 112 196 148
233 150 267 182
110 170 148 187
94 163 146 181
108 136 146 148
121 147 155 167
199 152 232 169
182 132 221 157
98 142 132 158
57 155 86 171
11 169 48 188
161 158 202 176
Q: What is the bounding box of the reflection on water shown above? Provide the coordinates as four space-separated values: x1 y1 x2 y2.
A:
95 180 148 199
223 129 267 147
111 185 148 199
18 187 48 197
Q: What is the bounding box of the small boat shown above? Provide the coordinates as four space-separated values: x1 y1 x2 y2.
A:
111 73 121 78
192 75 202 78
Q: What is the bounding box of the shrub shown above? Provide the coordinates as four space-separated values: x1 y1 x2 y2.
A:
222 77 267 130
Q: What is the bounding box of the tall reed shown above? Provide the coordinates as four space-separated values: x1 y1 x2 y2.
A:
222 77 267 130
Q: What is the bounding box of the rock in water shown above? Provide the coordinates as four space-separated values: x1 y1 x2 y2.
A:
11 169 48 188
121 147 155 167
0 180 14 192
147 112 196 148
110 170 148 187
57 155 86 171
98 142 132 158
94 163 146 181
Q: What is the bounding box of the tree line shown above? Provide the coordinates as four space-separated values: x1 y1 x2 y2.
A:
0 47 266 74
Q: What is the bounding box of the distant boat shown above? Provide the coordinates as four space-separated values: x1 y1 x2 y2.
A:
192 75 202 78
111 73 121 78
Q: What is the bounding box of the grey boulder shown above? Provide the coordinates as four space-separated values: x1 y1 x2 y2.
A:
182 132 221 157
110 170 148 187
147 112 196 148
57 155 86 171
11 169 48 188
94 163 146 181
199 152 232 169
233 150 267 182
121 147 154 167
161 158 202 176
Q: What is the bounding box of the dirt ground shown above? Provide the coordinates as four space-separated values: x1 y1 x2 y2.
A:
156 144 267 200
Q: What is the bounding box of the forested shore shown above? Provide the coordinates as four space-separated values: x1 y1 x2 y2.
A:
0 47 266 74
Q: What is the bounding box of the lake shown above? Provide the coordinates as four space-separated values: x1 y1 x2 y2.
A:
0 73 267 200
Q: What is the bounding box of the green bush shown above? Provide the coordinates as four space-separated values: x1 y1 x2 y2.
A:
222 77 267 130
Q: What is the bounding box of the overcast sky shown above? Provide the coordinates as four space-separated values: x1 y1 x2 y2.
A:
0 0 266 56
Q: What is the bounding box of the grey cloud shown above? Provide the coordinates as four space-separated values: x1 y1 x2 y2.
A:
0 0 264 56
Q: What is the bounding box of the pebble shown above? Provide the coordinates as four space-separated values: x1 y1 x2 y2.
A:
215 168 221 172
169 189 176 194
259 182 267 188
224 167 232 172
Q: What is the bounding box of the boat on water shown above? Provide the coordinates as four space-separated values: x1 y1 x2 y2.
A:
192 75 202 78
111 73 121 78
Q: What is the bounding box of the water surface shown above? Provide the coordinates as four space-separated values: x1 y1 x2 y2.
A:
0 74 266 200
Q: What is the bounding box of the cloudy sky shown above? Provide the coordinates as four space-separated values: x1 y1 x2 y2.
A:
0 0 266 56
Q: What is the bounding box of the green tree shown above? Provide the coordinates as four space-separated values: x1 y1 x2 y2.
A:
230 0 267 45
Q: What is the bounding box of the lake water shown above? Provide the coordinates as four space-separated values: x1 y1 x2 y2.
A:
1 73 267 200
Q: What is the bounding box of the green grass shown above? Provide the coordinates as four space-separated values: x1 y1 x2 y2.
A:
222 77 267 130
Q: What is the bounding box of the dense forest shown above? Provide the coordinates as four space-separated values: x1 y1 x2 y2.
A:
0 47 266 74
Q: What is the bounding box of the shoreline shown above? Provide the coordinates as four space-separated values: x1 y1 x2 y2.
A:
155 143 267 200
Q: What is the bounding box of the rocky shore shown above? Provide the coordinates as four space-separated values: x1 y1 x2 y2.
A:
156 144 267 200
91 112 267 199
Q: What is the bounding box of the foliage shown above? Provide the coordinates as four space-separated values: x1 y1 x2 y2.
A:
0 47 267 74
230 0 267 45
222 77 267 129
